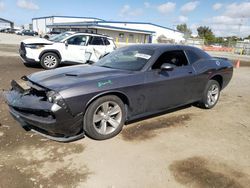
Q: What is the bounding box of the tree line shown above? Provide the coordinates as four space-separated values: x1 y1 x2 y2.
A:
176 24 250 46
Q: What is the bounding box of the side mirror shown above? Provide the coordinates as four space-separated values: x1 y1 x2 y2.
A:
160 63 174 71
64 40 68 47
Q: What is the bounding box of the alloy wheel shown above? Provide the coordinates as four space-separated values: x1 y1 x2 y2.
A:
43 55 57 68
207 84 219 106
93 101 122 135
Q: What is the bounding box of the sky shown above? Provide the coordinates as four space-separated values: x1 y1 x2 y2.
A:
0 0 250 37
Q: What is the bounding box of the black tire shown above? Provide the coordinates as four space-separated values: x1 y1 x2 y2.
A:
87 60 95 65
199 80 220 109
84 95 126 140
40 52 60 69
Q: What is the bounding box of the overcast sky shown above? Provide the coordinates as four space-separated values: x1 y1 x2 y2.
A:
0 0 250 37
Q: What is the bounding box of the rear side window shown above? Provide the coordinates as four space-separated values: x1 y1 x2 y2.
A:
103 38 110 45
185 50 201 64
89 37 104 45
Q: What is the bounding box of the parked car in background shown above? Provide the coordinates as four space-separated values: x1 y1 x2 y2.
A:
19 32 116 69
0 28 21 33
43 31 61 40
17 29 38 36
15 29 23 34
4 28 19 34
15 29 23 35
5 44 233 142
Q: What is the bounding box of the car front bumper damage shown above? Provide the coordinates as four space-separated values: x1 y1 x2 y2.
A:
4 80 85 142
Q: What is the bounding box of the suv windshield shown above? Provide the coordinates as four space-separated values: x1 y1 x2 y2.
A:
49 32 73 42
94 47 154 71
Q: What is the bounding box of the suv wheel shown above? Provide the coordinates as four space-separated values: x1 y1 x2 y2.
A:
40 52 60 69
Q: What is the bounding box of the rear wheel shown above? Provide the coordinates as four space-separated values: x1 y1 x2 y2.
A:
40 52 60 69
200 80 220 109
84 95 125 140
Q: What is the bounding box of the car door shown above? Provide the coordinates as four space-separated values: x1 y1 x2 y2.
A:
63 35 89 63
87 36 107 61
144 50 196 112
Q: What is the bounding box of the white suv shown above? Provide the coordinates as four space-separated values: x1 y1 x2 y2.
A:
19 32 116 69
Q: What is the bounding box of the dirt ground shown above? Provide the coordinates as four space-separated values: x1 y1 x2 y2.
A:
0 45 250 188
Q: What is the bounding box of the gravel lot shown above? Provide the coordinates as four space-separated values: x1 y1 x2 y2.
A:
0 42 250 188
0 33 35 45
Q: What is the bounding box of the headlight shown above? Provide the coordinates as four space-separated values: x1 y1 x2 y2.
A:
46 91 62 103
46 91 69 111
25 44 45 49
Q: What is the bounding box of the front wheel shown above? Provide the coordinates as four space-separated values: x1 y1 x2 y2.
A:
200 80 220 109
40 52 60 69
84 95 125 140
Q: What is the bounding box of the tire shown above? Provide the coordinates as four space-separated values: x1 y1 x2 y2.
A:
87 60 95 65
199 80 220 109
84 95 126 140
40 52 60 69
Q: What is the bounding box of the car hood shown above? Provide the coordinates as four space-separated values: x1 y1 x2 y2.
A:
22 38 53 45
27 65 132 91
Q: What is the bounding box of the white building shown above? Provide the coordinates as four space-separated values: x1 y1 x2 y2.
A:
32 16 184 44
0 18 14 30
32 16 102 34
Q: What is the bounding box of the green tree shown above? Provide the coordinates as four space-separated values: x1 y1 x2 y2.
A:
197 26 215 44
244 35 250 40
176 24 192 38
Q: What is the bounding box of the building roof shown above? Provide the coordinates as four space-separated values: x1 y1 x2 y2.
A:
47 22 155 34
32 16 182 34
98 21 181 33
32 15 103 21
0 18 14 24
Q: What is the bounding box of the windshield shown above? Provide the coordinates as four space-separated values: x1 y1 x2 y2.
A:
94 47 154 71
49 32 73 42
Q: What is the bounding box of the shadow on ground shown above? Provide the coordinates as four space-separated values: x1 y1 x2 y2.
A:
169 156 250 188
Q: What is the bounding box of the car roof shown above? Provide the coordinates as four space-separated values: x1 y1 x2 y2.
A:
121 44 209 54
72 32 113 39
119 44 211 60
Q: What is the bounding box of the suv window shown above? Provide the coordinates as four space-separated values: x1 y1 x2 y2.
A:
185 50 201 64
89 37 104 45
103 38 110 45
67 35 87 46
152 50 189 69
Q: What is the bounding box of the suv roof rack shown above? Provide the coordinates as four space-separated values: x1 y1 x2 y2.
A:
74 31 111 38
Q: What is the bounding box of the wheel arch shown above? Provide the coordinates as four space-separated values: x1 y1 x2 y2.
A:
83 91 130 130
39 50 62 61
86 91 130 110
210 74 223 89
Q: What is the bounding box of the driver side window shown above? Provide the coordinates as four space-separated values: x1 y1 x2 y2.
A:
67 35 87 46
152 50 189 69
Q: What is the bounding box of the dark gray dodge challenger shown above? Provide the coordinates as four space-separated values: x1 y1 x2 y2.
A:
4 44 233 142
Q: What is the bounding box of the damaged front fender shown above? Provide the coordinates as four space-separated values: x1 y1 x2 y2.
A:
4 89 53 110
3 80 84 141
